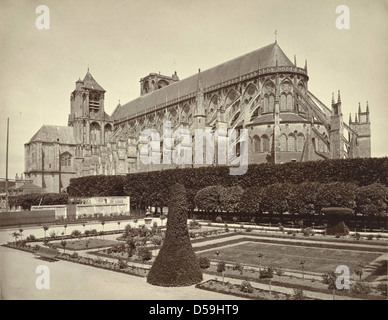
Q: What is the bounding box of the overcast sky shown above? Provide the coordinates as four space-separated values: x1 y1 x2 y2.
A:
0 0 387 180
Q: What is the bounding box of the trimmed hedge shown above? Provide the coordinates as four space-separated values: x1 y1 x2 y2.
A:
147 183 202 286
67 158 388 209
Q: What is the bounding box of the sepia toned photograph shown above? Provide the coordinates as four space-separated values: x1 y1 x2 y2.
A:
0 0 387 306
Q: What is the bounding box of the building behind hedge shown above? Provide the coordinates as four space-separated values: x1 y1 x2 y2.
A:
24 42 371 193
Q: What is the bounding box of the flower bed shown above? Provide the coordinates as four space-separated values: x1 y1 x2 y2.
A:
59 253 149 277
2 242 149 277
195 279 295 300
202 265 386 300
50 238 118 251
194 235 387 254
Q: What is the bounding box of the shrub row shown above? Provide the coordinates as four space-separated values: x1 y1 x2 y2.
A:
67 157 388 209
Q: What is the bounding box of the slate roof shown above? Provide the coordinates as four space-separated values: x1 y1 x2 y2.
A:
10 183 43 191
82 71 106 92
28 125 76 144
112 42 294 121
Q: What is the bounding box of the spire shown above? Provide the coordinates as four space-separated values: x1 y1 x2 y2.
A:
197 68 203 93
337 90 341 103
349 113 352 123
304 59 308 72
358 102 361 114
195 68 205 121
294 54 297 66
275 30 277 44
366 101 369 113
331 92 335 105
355 113 358 123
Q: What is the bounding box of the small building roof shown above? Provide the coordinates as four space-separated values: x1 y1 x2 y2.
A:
28 125 76 144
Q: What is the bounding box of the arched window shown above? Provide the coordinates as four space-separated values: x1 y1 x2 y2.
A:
262 135 269 152
253 135 261 153
280 134 287 151
181 105 190 123
269 95 275 112
297 133 305 152
90 122 101 145
287 94 293 111
280 94 286 111
263 95 269 113
104 124 112 143
288 134 296 151
61 152 72 167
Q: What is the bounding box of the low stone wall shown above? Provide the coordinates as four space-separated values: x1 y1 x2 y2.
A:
31 205 67 220
0 209 55 226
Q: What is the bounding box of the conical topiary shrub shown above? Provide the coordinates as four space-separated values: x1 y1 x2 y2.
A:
147 183 202 286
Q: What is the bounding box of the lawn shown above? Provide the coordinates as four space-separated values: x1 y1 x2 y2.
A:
199 241 382 274
51 238 119 251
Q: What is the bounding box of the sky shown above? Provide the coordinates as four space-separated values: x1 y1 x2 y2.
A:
0 0 387 180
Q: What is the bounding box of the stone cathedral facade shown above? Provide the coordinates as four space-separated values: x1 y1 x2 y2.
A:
24 42 371 193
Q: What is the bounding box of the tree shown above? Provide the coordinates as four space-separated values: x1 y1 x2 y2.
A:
147 183 202 286
355 265 363 281
260 183 293 224
101 221 105 239
71 229 82 240
18 228 24 241
126 236 136 258
292 289 305 300
217 261 226 283
198 256 211 270
287 182 320 221
43 226 49 240
259 266 274 297
315 182 357 213
356 183 388 230
61 240 67 254
137 246 152 266
219 185 244 213
239 187 262 220
194 185 224 216
257 253 263 271
300 260 306 280
322 271 337 300
11 231 20 245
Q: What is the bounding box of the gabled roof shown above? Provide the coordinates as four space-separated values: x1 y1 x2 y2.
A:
28 125 76 144
13 183 43 191
82 71 106 92
112 42 294 121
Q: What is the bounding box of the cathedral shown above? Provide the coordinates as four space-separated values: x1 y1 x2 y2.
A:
24 42 371 193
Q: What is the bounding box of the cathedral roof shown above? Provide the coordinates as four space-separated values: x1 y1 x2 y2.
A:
82 70 106 92
112 42 294 121
28 125 76 144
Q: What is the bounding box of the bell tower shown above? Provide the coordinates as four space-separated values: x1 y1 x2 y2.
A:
68 69 113 158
